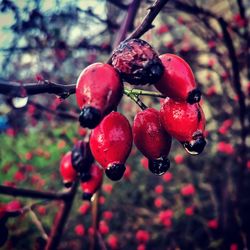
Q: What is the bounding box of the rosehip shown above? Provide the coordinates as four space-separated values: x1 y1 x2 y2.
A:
71 141 94 181
155 54 201 104
90 111 133 181
60 152 77 188
80 164 103 200
160 98 206 155
133 108 171 175
111 38 164 85
76 63 123 128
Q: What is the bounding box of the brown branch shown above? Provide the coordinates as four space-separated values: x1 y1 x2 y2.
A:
127 0 170 39
0 80 76 99
45 180 79 250
0 185 71 201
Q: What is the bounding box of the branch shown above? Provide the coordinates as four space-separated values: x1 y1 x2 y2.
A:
106 0 129 10
0 80 76 99
0 185 72 201
28 100 78 120
45 180 79 250
127 0 170 39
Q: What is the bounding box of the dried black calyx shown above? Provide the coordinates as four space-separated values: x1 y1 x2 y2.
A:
183 136 206 155
148 156 170 176
64 182 72 188
79 106 101 129
71 141 94 175
105 163 126 181
187 89 201 104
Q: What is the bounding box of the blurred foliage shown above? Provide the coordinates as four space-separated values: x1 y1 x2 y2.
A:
0 0 250 250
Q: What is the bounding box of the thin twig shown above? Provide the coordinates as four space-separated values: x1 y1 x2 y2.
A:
29 209 49 241
45 180 79 250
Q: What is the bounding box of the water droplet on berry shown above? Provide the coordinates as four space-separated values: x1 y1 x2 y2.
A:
12 96 28 108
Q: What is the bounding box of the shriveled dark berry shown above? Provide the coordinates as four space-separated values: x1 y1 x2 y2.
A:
71 141 94 175
111 38 164 85
105 164 126 181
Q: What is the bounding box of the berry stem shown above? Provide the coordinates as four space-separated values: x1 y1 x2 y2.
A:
124 87 165 98
124 88 148 110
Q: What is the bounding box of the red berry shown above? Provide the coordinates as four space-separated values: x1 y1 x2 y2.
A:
160 98 206 155
136 230 150 243
102 184 113 194
6 200 21 212
81 164 103 200
154 197 163 208
133 108 172 175
103 211 113 220
155 54 201 104
154 185 164 194
99 220 109 235
76 63 123 128
185 206 194 216
162 172 172 182
111 38 164 85
78 202 90 215
107 234 119 250
174 154 184 164
181 184 195 196
207 219 218 229
217 142 234 155
74 224 85 236
60 152 77 188
90 111 133 181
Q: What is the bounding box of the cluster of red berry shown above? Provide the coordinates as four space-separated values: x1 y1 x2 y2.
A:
60 38 206 191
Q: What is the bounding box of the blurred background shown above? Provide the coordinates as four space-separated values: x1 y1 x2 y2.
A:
0 0 250 249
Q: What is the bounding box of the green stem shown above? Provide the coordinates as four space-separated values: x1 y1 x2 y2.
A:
124 88 165 98
123 88 148 110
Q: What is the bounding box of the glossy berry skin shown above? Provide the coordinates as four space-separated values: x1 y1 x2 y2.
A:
71 141 94 181
133 108 172 175
90 111 133 181
81 164 103 200
111 38 164 85
76 63 123 129
160 98 206 155
60 152 77 188
155 54 201 104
